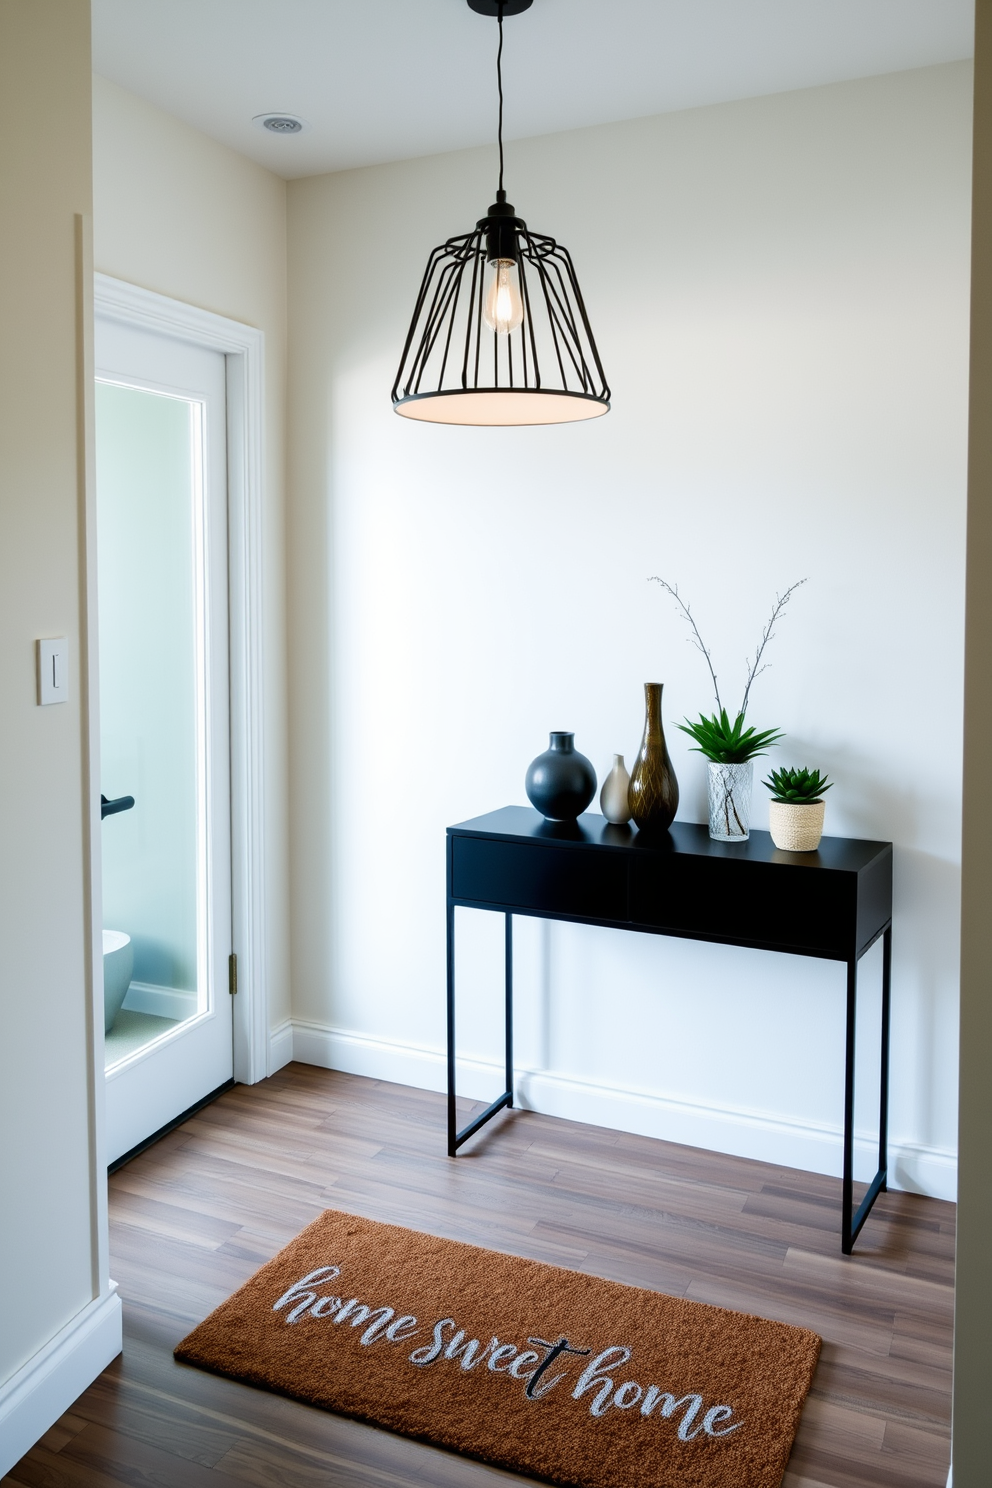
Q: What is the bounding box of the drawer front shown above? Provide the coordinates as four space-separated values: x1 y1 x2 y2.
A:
451 837 628 920
629 854 856 956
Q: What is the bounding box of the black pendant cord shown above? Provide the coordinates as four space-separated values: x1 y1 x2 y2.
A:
496 1 505 195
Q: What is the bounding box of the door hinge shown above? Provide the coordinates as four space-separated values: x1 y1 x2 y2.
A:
229 952 238 996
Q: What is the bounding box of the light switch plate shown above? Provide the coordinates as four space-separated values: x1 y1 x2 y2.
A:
37 637 68 705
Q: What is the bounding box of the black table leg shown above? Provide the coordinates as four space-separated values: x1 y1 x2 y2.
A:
446 897 456 1157
446 902 514 1155
842 956 857 1251
842 927 891 1254
505 913 514 1108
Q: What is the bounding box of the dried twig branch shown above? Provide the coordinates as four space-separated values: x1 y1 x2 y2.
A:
739 579 807 717
648 577 723 714
651 574 808 720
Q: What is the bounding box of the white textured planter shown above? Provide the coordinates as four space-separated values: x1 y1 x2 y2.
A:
768 799 826 852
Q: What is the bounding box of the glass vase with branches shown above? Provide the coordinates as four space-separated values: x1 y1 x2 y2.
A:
650 576 806 839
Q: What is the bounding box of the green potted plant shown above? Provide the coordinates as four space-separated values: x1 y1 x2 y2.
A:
678 709 784 841
763 766 833 851
652 578 804 842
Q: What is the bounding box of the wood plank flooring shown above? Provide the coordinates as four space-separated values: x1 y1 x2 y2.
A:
4 1065 954 1488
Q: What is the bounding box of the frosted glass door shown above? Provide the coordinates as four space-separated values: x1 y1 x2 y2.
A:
96 315 233 1164
98 384 201 1021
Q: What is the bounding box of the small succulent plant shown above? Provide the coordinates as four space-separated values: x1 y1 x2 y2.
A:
678 709 784 765
762 766 832 804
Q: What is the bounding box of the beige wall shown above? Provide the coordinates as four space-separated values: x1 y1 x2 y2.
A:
92 75 291 1034
285 64 971 1194
0 0 103 1384
953 1 992 1481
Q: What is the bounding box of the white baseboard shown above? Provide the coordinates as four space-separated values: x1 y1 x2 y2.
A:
276 1020 957 1202
0 1287 122 1476
268 1018 294 1075
122 980 196 1022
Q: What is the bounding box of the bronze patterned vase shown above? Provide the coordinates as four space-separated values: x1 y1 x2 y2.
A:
628 682 679 831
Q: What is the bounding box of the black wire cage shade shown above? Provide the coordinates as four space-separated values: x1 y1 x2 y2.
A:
391 193 610 426
391 0 610 427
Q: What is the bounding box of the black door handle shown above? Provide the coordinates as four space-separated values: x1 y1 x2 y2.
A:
101 794 135 820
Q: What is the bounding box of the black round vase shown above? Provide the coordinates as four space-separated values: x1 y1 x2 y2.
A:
525 732 597 821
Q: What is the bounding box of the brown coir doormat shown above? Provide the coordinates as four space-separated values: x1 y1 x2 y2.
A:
176 1209 819 1488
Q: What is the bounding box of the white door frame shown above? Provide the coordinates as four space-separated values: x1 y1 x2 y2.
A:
93 273 268 1087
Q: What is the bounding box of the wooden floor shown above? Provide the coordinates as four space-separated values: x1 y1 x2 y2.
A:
5 1065 954 1488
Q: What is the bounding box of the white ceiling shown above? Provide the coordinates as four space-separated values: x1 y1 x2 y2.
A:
91 0 975 181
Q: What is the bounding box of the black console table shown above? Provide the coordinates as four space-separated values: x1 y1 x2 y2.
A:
446 806 892 1254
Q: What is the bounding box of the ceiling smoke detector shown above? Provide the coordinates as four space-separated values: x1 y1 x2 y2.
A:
252 112 307 135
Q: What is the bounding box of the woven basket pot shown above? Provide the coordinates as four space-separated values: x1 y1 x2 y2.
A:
769 799 825 852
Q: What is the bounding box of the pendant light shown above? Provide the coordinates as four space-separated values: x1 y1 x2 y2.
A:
391 0 610 426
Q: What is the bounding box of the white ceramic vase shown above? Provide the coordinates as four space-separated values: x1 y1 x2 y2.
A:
600 754 632 824
768 799 826 852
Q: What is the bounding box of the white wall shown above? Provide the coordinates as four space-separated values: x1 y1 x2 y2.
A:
92 75 291 1036
286 63 971 1199
0 1 121 1472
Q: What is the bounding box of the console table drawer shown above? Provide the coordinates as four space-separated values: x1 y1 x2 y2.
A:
628 854 856 955
452 837 627 920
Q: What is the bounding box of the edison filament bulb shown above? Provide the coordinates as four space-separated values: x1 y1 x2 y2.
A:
483 258 524 334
